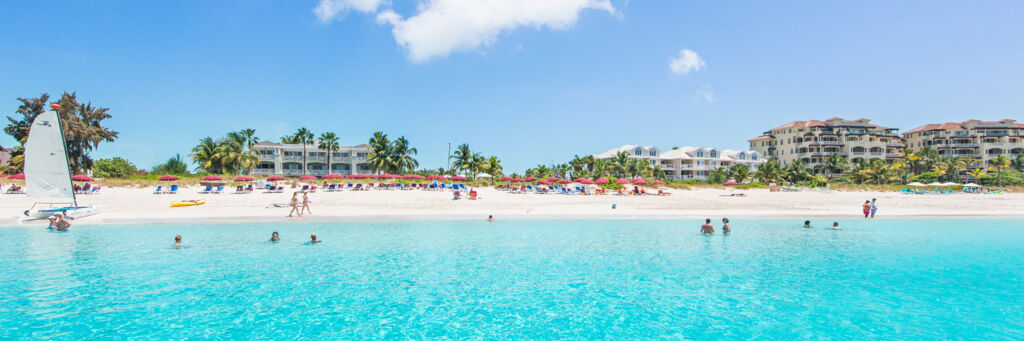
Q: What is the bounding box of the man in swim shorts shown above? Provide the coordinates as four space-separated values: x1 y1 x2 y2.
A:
870 198 878 218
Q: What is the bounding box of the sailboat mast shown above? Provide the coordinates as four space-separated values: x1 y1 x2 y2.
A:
51 104 77 207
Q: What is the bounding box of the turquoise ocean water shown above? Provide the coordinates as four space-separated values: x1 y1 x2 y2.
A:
1 218 1021 339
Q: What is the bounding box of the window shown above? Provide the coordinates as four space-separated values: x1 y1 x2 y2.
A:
356 153 367 158
738 153 746 160
710 150 717 158
284 151 301 156
752 155 758 160
283 163 301 170
696 150 704 157
258 149 275 156
649 150 657 156
634 148 642 156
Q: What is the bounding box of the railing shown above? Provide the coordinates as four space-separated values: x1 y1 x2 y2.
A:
282 155 303 162
282 169 303 176
258 155 276 161
251 168 275 175
950 144 979 148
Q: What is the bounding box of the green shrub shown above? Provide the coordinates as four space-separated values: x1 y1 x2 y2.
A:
92 157 138 178
736 181 765 189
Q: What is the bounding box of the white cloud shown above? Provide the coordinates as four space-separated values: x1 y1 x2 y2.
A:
696 85 716 103
669 49 706 75
374 0 615 62
314 0 387 23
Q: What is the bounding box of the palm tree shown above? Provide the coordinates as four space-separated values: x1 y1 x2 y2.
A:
707 167 728 184
469 153 486 178
823 154 848 178
190 137 221 173
991 154 1011 188
450 143 473 175
318 132 340 174
610 152 632 177
969 167 987 185
753 159 783 183
239 128 259 151
367 131 392 174
290 127 314 175
730 164 750 183
391 136 419 173
784 160 811 183
217 133 258 175
484 156 503 178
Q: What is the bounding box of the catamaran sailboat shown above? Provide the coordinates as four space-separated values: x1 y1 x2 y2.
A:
22 105 100 220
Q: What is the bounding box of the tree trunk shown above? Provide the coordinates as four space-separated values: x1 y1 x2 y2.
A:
302 142 307 175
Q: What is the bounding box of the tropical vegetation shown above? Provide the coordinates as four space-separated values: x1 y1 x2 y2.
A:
4 92 119 173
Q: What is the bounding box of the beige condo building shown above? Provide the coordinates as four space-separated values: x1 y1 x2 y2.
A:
902 119 1024 164
595 145 763 181
748 117 905 175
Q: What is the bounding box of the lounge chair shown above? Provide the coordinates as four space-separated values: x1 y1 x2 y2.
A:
167 185 178 194
153 186 163 194
453 191 461 200
213 186 224 194
310 185 317 193
88 186 102 195
469 190 479 200
199 186 212 194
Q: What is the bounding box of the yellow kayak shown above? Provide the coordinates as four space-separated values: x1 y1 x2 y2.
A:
171 199 206 207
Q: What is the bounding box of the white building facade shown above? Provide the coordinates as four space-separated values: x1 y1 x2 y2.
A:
595 145 763 181
251 141 373 177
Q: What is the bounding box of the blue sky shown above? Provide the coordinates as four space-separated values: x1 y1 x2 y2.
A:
2 0 1022 173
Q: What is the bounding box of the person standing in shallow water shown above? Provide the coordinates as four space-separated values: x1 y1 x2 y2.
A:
173 235 182 248
803 220 811 228
700 218 715 235
721 218 731 235
309 233 321 243
270 232 280 242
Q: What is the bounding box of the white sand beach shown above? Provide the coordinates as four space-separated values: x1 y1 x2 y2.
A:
0 186 1020 225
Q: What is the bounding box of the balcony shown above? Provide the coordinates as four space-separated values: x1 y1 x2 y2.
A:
258 154 276 161
950 144 979 148
252 168 275 175
282 155 303 162
282 169 303 176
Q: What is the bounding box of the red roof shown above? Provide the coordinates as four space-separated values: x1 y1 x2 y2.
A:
770 120 828 131
904 120 1024 135
748 135 774 142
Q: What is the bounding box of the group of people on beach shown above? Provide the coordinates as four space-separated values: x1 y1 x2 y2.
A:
862 198 878 218
288 192 312 217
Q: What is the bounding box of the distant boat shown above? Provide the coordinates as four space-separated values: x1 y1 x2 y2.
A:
22 107 100 220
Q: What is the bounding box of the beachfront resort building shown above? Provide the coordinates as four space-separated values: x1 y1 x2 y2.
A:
251 141 373 176
595 145 763 181
748 117 905 175
902 119 1024 163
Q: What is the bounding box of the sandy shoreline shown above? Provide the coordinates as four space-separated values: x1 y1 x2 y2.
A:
0 186 1021 226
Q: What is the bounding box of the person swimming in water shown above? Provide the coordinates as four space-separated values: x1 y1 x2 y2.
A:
309 233 321 243
832 222 841 230
488 215 494 222
803 220 811 228
721 218 731 234
270 231 280 242
173 235 182 248
700 218 715 235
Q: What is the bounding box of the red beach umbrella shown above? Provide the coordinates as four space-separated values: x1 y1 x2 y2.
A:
525 177 538 182
594 178 609 184
652 181 666 185
0 174 7 178
722 180 738 186
299 175 317 180
233 176 254 182
632 178 647 185
202 175 223 181
511 178 523 182
71 175 94 181
266 176 285 181
323 174 343 179
450 175 467 181
615 178 629 185
580 179 595 184
404 174 425 179
499 176 512 181
558 179 571 184
537 180 550 185
574 177 588 183
547 177 559 182
345 174 361 179
9 173 24 180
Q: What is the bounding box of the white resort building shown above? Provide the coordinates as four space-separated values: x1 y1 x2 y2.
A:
595 145 763 181
251 141 372 176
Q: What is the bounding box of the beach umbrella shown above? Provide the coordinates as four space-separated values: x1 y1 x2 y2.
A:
202 175 223 181
907 182 926 187
538 180 550 185
594 178 609 184
450 175 467 181
323 174 343 179
0 174 6 178
574 177 589 183
632 178 647 185
511 178 523 182
579 179 595 184
963 183 981 187
158 175 180 181
722 180 738 186
345 174 361 179
233 176 254 182
525 177 538 182
500 176 512 181
9 173 24 180
266 175 285 181
558 179 571 184
433 175 448 181
615 178 629 185
652 181 666 185
299 175 317 180
404 174 425 180
926 182 945 187
477 173 492 178
547 177 559 182
942 182 959 186
71 175 94 182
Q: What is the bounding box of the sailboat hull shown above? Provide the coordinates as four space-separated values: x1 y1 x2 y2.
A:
24 206 101 220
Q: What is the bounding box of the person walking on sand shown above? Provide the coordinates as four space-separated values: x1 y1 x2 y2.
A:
862 200 871 218
301 192 312 216
870 198 878 218
288 192 301 217
701 218 715 235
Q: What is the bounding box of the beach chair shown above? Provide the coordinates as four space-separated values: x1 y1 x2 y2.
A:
453 191 461 200
199 186 212 194
213 186 224 194
310 185 317 193
469 190 478 200
153 186 163 194
88 186 102 195
167 185 178 194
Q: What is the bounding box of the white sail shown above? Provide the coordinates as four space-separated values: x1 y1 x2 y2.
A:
25 111 74 199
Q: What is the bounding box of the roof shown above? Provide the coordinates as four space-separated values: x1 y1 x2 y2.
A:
594 145 657 158
903 122 965 135
257 140 280 146
748 135 773 142
772 117 892 131
903 119 1024 135
770 120 827 131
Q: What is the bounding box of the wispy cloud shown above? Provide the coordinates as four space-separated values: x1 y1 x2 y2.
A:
314 0 387 23
669 49 706 75
696 85 716 103
369 0 615 62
